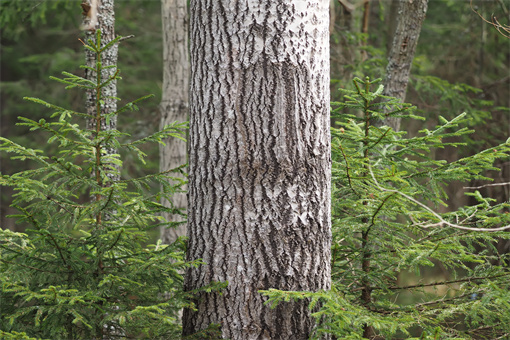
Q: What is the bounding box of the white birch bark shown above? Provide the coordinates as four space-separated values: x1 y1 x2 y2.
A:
159 0 189 244
184 1 331 339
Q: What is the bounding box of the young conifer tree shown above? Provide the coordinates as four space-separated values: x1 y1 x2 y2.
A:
0 32 193 339
264 77 510 340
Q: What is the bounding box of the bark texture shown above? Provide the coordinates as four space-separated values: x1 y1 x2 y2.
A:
83 0 117 131
82 0 119 181
183 1 331 339
382 0 428 131
159 0 189 244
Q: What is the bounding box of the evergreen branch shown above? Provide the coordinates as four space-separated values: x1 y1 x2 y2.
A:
337 143 358 196
414 291 478 309
23 97 69 112
114 94 155 116
368 165 510 232
0 259 70 274
104 229 124 253
49 75 95 89
46 231 69 269
369 192 395 228
45 196 75 215
99 187 115 213
0 138 50 165
98 69 120 90
0 243 70 267
366 126 392 150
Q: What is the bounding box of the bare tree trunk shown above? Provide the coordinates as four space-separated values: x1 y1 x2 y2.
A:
382 0 428 131
183 1 331 339
159 0 189 244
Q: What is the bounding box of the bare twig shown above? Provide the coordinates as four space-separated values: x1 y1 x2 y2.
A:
118 35 135 42
387 273 508 291
471 0 510 38
464 182 510 190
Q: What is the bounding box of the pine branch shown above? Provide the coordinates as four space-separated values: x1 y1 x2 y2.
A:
368 165 510 232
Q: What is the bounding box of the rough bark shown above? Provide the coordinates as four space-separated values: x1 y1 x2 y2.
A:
82 0 119 181
159 0 189 244
183 1 331 339
382 0 428 131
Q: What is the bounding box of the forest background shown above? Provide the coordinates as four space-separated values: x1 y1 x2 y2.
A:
2 0 509 233
1 0 510 338
2 0 510 230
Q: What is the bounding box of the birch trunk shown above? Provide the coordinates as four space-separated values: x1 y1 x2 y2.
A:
159 0 189 243
382 0 428 131
183 1 331 339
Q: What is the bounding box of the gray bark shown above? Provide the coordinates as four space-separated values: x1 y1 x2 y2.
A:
83 0 117 129
382 0 428 131
159 0 189 244
183 1 331 339
82 0 119 181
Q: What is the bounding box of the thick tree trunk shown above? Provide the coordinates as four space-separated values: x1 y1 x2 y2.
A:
183 1 331 339
159 0 189 244
382 0 428 131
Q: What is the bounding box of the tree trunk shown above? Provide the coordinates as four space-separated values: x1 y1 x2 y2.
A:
82 0 119 180
382 0 428 131
159 0 189 244
183 1 332 339
81 1 119 338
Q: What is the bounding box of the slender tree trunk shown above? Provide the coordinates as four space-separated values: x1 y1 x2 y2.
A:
361 0 370 35
386 0 399 53
381 0 429 131
360 0 371 61
82 0 119 185
81 1 119 338
82 0 118 138
183 1 331 339
159 0 189 244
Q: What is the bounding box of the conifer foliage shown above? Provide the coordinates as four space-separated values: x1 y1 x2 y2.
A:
0 32 193 339
263 78 510 339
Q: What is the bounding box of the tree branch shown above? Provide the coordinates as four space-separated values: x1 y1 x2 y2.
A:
464 182 510 190
368 165 510 232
